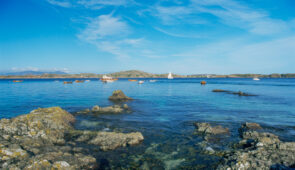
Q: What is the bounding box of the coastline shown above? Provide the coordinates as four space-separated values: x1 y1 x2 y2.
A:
1 70 295 79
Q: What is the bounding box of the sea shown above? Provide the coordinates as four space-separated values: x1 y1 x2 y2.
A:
0 78 295 169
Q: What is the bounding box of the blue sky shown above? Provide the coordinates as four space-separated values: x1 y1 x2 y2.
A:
0 0 295 74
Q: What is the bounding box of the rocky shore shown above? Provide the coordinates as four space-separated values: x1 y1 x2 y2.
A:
194 122 295 169
0 107 143 169
217 123 295 169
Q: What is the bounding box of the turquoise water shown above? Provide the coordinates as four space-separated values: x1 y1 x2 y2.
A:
1 78 295 168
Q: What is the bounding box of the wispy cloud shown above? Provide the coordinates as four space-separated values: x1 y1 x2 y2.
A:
192 0 290 35
10 67 70 73
46 0 133 9
47 0 72 8
147 0 293 36
154 27 204 38
77 14 145 59
78 14 130 42
77 0 132 9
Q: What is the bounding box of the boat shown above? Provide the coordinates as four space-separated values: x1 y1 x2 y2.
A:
149 80 157 82
253 77 260 81
85 80 90 82
138 80 144 84
200 81 207 85
13 80 23 83
63 81 73 84
168 72 173 79
75 80 85 83
128 79 138 82
101 75 117 83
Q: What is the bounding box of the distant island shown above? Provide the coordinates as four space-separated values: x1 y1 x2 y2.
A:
0 70 295 79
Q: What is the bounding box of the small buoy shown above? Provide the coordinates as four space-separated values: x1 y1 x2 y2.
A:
200 81 206 85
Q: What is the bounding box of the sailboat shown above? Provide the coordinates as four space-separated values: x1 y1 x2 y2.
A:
168 72 173 79
253 77 260 81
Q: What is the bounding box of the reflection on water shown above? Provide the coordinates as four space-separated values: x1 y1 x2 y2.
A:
0 78 295 168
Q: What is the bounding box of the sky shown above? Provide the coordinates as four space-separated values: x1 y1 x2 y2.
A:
0 0 295 74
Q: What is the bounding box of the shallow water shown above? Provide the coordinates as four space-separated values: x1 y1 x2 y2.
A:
1 78 295 168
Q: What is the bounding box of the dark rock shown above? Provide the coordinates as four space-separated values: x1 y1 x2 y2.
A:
212 89 230 92
109 90 133 101
212 89 257 96
231 91 256 96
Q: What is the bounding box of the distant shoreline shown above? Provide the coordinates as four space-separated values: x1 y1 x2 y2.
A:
1 70 295 79
1 77 295 80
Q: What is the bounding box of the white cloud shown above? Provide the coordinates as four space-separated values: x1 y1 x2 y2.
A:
46 0 133 9
47 0 72 8
153 6 194 25
10 67 70 73
78 14 130 43
77 0 131 9
77 14 146 59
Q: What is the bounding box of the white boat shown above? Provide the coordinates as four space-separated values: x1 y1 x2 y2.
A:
138 80 144 84
168 72 173 79
253 77 260 81
149 80 156 82
101 75 118 83
85 80 90 82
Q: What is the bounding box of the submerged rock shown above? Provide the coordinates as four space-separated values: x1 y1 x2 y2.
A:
71 130 144 151
109 90 133 101
132 143 185 170
89 131 144 151
194 122 229 135
92 104 130 114
238 122 262 136
194 122 230 144
75 104 130 115
217 123 295 170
